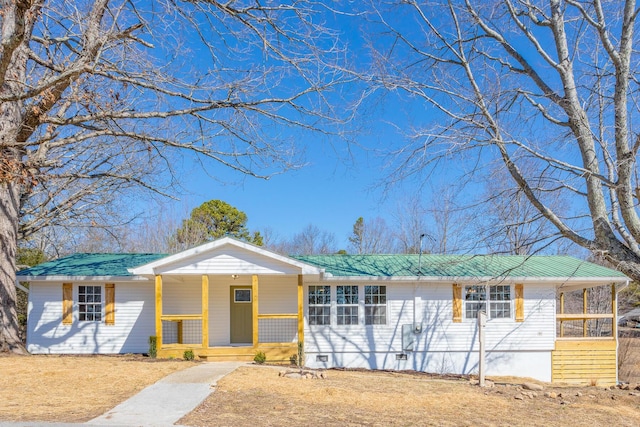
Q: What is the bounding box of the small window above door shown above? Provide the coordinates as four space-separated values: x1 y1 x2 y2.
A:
234 289 252 303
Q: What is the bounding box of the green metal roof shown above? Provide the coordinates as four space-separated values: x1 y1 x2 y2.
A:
17 253 166 277
16 251 627 281
292 254 628 279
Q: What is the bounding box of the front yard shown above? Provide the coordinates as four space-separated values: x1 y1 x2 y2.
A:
0 354 191 422
2 354 640 426
179 366 640 426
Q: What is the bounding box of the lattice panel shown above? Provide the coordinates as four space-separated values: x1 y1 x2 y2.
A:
258 318 297 343
161 320 202 344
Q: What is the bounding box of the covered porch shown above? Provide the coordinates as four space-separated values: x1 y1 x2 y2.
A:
552 282 623 386
153 273 304 362
126 237 322 362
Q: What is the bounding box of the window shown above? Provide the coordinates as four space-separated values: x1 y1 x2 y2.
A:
490 285 511 318
78 285 102 321
365 285 386 325
234 289 251 303
337 285 358 325
308 285 330 325
464 285 511 319
464 285 486 319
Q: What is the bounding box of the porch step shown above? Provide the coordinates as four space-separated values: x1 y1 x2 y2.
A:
158 344 297 364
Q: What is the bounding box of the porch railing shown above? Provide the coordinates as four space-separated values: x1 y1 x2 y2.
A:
556 313 614 338
161 314 202 345
557 285 617 339
257 314 298 344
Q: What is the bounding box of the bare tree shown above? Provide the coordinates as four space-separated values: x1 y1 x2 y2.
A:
392 191 468 254
478 163 570 255
0 0 350 352
371 0 640 280
348 216 396 254
272 224 338 255
393 197 429 254
425 185 470 254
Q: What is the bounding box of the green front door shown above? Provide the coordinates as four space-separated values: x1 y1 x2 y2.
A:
230 287 253 344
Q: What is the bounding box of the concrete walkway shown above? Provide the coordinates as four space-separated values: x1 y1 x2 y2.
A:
0 361 244 427
87 361 245 426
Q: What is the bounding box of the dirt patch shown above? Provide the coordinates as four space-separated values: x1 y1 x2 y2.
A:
180 366 640 427
0 354 192 422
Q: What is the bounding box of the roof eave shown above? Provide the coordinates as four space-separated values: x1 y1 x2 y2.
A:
128 236 324 276
16 275 150 282
320 275 628 285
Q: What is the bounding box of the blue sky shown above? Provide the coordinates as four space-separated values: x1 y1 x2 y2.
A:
168 108 415 249
133 1 591 255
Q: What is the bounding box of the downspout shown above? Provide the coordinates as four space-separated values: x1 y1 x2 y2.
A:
15 278 29 293
414 234 426 333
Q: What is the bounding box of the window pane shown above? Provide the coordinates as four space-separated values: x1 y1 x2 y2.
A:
365 286 387 325
490 285 510 301
309 286 331 325
490 302 510 318
365 306 387 325
78 286 102 322
337 286 358 325
337 285 358 304
234 289 251 302
465 285 485 301
337 305 358 325
465 301 487 319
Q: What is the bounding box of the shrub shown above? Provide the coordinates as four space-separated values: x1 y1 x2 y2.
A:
148 336 157 358
254 351 266 364
297 341 304 367
183 349 195 361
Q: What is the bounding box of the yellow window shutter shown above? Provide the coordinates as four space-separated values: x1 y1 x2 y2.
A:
105 283 115 325
515 284 524 322
452 284 462 323
62 283 73 325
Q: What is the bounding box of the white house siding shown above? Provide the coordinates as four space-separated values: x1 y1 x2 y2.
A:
257 276 298 314
303 281 556 382
163 277 201 314
27 281 154 354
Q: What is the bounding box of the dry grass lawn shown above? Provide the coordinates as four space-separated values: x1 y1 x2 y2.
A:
0 354 192 422
180 366 640 427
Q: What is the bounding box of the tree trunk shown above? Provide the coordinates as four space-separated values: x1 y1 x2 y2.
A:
0 180 26 353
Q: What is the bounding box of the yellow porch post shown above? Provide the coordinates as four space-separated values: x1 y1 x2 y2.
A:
155 275 163 350
611 283 617 338
177 321 183 344
583 288 588 337
252 275 259 347
297 274 304 345
559 292 565 337
202 274 209 349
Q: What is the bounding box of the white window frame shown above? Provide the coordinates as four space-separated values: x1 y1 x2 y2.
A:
364 285 387 325
78 285 103 322
308 285 331 326
336 285 359 325
464 284 512 320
